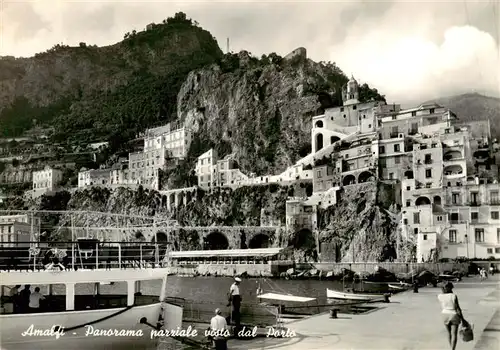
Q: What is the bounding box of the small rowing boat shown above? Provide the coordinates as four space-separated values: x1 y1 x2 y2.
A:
388 283 411 290
326 288 388 301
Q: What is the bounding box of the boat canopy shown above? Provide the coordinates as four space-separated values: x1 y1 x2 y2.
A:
169 248 283 259
257 293 316 303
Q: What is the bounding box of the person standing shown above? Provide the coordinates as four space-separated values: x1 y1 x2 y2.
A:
210 308 228 350
228 277 242 329
9 285 21 313
490 264 495 276
29 287 45 313
19 285 31 313
438 282 465 350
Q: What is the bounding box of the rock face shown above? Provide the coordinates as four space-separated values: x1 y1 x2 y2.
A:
177 56 349 175
318 182 401 262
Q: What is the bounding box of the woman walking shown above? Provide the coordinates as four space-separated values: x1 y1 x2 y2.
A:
438 282 464 350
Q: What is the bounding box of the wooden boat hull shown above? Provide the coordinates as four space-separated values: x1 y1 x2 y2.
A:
0 302 164 350
388 283 411 290
326 288 386 301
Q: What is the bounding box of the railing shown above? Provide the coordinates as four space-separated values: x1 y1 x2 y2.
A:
0 241 169 271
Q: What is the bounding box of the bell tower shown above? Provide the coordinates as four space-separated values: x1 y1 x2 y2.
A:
342 75 360 106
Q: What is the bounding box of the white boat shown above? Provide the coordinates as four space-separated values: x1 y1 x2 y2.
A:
0 231 182 349
388 282 412 290
326 288 388 301
257 292 316 327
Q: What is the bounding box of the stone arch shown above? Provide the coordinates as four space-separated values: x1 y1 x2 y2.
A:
343 174 356 186
443 164 463 176
203 231 229 250
358 171 374 183
169 194 175 207
330 136 340 145
315 133 324 152
315 120 324 128
404 170 414 179
155 231 169 242
185 191 192 203
249 234 270 249
289 228 316 252
433 196 442 205
415 196 431 206
444 150 462 161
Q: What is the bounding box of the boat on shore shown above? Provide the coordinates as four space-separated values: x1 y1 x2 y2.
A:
0 234 182 349
326 288 389 301
388 282 412 290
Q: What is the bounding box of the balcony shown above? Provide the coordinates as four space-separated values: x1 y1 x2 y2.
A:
390 132 399 139
490 200 500 205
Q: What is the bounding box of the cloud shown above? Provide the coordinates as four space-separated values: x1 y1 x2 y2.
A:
0 0 499 104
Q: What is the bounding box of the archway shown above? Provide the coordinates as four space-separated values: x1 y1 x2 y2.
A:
204 231 229 250
443 165 463 176
155 231 168 242
315 133 324 152
315 120 324 128
404 170 414 179
433 196 442 205
330 136 340 145
343 174 356 186
358 171 374 183
290 229 315 249
249 234 270 249
178 192 185 207
179 229 201 250
415 196 431 206
444 150 462 161
169 194 175 207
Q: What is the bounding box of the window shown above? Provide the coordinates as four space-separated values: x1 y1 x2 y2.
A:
389 173 394 179
411 111 416 117
406 186 411 191
430 108 435 114
474 228 484 243
487 248 493 254
491 191 499 204
423 234 428 240
425 169 432 178
496 247 500 254
413 212 420 224
414 228 419 234
316 170 322 179
471 212 478 222
448 230 457 243
340 107 344 112
395 156 400 164
353 105 357 110
403 218 408 224
424 154 432 164
394 144 400 152
492 211 499 220
379 158 386 168
452 193 460 205
379 146 385 154
437 216 443 222
450 213 459 223
406 200 411 207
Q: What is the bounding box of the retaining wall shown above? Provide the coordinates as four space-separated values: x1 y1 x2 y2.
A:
309 262 470 275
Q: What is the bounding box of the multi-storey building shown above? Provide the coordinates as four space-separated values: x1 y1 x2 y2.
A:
143 123 192 159
195 149 249 188
78 168 112 188
32 166 63 198
0 214 41 247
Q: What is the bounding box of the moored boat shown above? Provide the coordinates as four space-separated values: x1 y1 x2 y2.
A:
326 288 388 301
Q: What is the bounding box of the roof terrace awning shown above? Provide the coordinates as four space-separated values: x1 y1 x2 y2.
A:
169 248 283 259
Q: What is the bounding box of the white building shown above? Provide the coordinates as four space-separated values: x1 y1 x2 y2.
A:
78 168 111 188
0 214 41 247
195 149 249 188
143 123 192 159
32 166 63 197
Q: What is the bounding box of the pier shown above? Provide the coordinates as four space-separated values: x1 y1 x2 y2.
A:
221 275 499 350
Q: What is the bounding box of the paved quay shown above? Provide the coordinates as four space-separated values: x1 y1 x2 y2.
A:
227 275 499 350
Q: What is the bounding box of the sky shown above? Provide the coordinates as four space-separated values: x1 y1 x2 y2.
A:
1 0 499 104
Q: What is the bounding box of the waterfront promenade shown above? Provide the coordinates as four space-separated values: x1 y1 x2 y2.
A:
228 275 499 350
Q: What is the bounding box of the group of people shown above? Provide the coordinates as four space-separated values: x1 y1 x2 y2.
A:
9 285 46 313
208 277 243 350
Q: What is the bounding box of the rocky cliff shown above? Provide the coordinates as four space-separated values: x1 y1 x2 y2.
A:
318 182 402 262
177 51 384 175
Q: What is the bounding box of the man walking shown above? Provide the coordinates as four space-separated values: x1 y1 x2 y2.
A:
210 308 228 350
228 277 242 330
